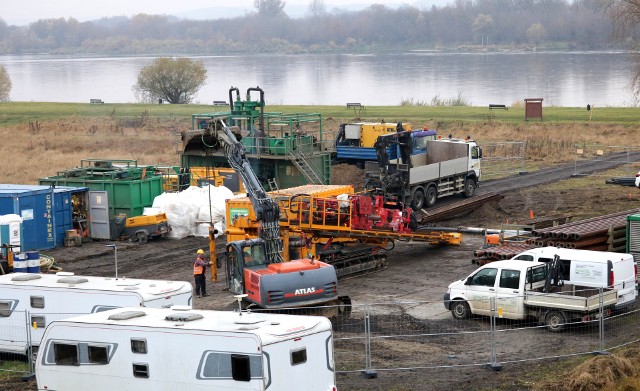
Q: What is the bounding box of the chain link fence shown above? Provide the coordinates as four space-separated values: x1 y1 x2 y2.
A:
481 142 527 179
572 144 640 178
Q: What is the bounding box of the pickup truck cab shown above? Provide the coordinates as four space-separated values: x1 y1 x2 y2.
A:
444 259 618 331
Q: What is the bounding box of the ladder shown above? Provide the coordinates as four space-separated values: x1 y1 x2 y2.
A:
267 178 280 192
288 149 324 185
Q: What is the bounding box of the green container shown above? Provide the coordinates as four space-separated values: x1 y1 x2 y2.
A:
38 176 162 218
269 137 294 155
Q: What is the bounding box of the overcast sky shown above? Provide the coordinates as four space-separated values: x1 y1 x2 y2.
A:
1 0 435 26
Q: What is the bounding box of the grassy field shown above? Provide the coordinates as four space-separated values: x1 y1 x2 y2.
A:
0 102 638 184
1 102 638 126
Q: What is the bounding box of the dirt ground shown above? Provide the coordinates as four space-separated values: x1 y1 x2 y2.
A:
4 178 640 390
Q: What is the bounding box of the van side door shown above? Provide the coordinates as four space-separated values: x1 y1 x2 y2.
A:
495 268 525 319
464 267 498 316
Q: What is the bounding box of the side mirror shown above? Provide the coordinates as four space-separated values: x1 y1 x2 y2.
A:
464 276 472 285
477 148 483 158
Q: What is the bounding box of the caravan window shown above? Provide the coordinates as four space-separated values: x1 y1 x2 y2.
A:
30 296 44 308
132 363 149 378
88 345 109 364
513 254 534 262
0 300 16 317
54 343 79 366
291 348 307 366
131 338 147 354
198 351 262 380
231 354 251 382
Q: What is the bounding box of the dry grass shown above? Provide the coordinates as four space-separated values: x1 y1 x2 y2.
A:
0 116 185 184
1 112 639 185
540 348 640 391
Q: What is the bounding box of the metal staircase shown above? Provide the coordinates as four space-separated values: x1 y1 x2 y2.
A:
288 148 324 185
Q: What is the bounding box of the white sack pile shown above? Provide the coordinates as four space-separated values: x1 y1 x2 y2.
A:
150 185 234 239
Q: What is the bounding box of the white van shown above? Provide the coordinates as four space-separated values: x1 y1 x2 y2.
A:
36 307 337 391
0 272 192 358
511 247 637 308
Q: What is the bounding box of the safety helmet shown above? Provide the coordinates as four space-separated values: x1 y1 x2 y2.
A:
197 249 205 254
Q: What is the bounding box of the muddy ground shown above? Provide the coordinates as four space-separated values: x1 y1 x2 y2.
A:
5 178 640 390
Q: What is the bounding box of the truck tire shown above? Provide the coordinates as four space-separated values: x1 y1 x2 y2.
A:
451 300 471 320
545 310 566 332
463 177 476 198
425 185 438 208
411 188 425 210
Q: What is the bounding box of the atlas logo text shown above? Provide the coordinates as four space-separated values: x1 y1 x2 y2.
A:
295 287 316 295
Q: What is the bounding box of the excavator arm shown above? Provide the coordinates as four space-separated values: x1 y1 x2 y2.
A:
205 117 284 264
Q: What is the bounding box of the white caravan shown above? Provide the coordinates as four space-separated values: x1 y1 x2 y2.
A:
0 272 192 357
511 247 637 308
36 307 337 391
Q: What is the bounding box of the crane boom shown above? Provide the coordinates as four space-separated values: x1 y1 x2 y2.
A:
206 117 284 263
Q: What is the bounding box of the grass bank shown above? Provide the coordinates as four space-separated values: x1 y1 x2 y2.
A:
0 102 638 184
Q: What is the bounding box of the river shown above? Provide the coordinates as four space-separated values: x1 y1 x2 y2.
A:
0 51 636 107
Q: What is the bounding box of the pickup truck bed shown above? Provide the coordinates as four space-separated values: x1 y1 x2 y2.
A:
524 285 617 312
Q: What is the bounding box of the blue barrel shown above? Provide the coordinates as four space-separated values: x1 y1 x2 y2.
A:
13 253 27 273
27 251 40 273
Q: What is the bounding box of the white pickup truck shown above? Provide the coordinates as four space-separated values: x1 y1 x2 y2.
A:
444 259 618 331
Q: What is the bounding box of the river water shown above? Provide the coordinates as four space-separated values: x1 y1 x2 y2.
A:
0 51 636 107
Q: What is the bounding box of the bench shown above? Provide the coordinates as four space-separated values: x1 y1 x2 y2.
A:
213 100 228 106
489 104 507 110
90 99 104 104
346 102 365 112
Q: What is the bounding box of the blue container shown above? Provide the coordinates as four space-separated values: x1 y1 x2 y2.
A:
0 185 87 250
13 253 27 273
26 251 40 273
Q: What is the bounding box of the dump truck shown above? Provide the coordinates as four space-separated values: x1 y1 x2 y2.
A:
366 134 482 210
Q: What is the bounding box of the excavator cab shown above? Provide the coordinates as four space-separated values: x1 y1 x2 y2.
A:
225 238 269 295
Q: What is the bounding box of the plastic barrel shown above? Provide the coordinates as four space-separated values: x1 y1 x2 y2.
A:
27 251 40 273
13 253 28 273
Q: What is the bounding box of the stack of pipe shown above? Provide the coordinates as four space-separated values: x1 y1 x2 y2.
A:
473 208 640 264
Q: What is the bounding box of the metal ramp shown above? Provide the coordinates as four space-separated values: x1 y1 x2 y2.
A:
288 149 324 185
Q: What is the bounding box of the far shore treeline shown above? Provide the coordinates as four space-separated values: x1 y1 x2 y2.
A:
0 0 630 55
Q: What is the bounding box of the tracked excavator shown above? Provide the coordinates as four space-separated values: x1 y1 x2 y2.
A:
201 117 351 311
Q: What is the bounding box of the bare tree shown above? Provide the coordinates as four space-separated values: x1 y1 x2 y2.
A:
601 0 640 95
254 0 286 17
308 0 327 18
133 57 207 104
0 65 11 101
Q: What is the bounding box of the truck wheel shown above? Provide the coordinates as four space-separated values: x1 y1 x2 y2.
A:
136 232 148 244
411 188 425 210
425 186 438 208
545 311 566 332
451 300 471 320
463 177 476 198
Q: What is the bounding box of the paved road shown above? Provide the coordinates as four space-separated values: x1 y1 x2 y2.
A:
478 151 640 195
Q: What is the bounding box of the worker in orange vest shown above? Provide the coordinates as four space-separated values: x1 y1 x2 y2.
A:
194 249 212 298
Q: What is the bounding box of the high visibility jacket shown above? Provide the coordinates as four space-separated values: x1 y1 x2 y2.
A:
194 259 205 275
